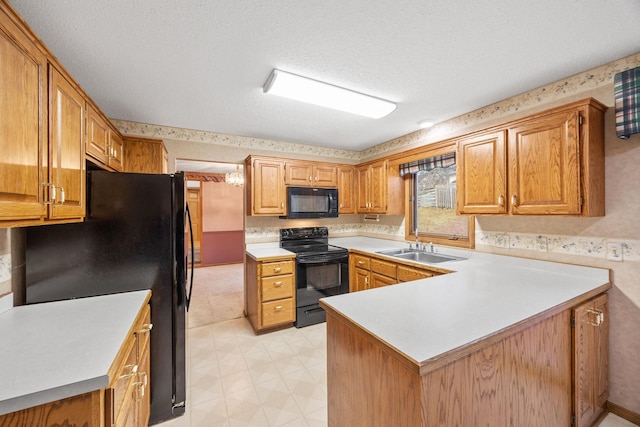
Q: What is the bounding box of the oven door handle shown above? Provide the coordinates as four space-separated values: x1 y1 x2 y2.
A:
297 253 348 264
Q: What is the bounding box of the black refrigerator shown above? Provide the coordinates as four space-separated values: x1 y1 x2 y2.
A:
23 170 190 425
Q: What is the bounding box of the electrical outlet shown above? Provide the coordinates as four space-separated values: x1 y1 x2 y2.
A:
606 242 623 261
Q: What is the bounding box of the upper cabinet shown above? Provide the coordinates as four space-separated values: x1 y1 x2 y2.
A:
284 161 338 187
337 165 356 214
123 136 168 174
0 5 85 227
246 156 286 216
356 160 403 215
48 65 85 220
457 98 606 217
86 105 124 172
0 7 48 225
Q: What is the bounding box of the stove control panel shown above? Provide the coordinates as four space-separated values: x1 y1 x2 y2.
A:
280 227 329 241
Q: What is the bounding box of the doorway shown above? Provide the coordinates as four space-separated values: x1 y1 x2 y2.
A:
176 159 246 327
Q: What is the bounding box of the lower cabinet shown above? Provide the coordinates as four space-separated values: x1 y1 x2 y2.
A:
245 254 296 333
350 251 445 292
573 293 609 427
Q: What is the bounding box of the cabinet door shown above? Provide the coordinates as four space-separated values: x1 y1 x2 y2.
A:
285 161 314 186
356 165 370 212
86 105 110 166
252 159 285 215
337 166 356 214
0 11 48 222
457 130 507 214
48 66 85 220
352 267 370 292
108 128 124 171
314 164 338 187
368 161 388 213
508 110 581 215
573 293 609 427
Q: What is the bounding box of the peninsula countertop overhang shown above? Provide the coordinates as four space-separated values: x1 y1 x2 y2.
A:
316 237 610 374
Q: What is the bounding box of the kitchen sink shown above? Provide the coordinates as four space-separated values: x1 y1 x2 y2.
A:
376 249 465 264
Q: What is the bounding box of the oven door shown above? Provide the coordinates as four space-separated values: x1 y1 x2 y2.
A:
295 252 349 308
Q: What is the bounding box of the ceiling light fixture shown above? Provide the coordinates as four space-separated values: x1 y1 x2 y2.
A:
263 69 397 119
418 120 435 129
225 165 244 187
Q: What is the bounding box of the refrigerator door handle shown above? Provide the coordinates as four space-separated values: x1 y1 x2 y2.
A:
185 202 195 311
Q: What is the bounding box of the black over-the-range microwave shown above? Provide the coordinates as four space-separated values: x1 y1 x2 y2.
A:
283 186 339 219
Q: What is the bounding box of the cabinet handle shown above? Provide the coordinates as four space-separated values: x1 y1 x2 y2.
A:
273 267 282 273
119 364 138 380
58 186 65 205
275 305 283 311
498 195 504 207
358 261 365 265
511 194 519 207
43 183 56 205
365 276 369 284
315 176 319 181
139 323 153 333
587 308 604 326
281 202 284 208
309 176 312 182
274 281 283 287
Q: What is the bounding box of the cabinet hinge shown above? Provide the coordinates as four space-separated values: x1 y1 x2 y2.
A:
579 197 584 206
571 414 576 426
578 115 584 125
570 316 575 328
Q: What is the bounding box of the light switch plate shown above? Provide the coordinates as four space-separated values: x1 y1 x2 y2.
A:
606 242 623 261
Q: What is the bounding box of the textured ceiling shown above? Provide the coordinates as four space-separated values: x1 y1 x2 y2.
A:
9 0 640 151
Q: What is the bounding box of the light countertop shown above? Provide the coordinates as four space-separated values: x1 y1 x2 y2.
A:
0 290 151 416
319 237 611 370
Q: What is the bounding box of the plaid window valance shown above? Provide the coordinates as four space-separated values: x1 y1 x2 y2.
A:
399 152 456 177
615 65 640 139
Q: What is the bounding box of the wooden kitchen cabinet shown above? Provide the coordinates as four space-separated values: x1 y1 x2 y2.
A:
108 127 124 172
457 130 507 214
123 136 168 174
457 98 606 217
86 106 124 172
245 254 296 333
573 293 609 427
245 156 286 216
356 159 404 215
48 65 86 221
350 251 444 292
284 160 337 187
337 165 356 214
0 7 48 225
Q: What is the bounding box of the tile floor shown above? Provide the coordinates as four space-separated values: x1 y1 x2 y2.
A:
157 316 636 427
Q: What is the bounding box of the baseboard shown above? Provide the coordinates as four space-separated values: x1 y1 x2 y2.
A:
608 401 640 425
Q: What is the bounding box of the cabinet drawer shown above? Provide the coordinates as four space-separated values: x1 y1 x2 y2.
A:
371 258 396 278
397 265 434 282
352 254 370 270
261 298 295 328
261 274 294 302
262 260 294 277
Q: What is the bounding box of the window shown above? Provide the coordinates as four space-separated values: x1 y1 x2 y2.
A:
401 148 474 248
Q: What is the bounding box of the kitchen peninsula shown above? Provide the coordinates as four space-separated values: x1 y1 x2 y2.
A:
320 237 611 427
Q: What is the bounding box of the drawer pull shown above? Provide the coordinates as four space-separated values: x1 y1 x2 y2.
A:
273 267 282 273
358 261 365 265
275 305 283 311
274 281 283 287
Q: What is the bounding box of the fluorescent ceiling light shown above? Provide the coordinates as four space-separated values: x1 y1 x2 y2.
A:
263 69 396 119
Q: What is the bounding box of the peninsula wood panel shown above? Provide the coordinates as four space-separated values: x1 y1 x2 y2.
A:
0 390 102 427
325 308 574 426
